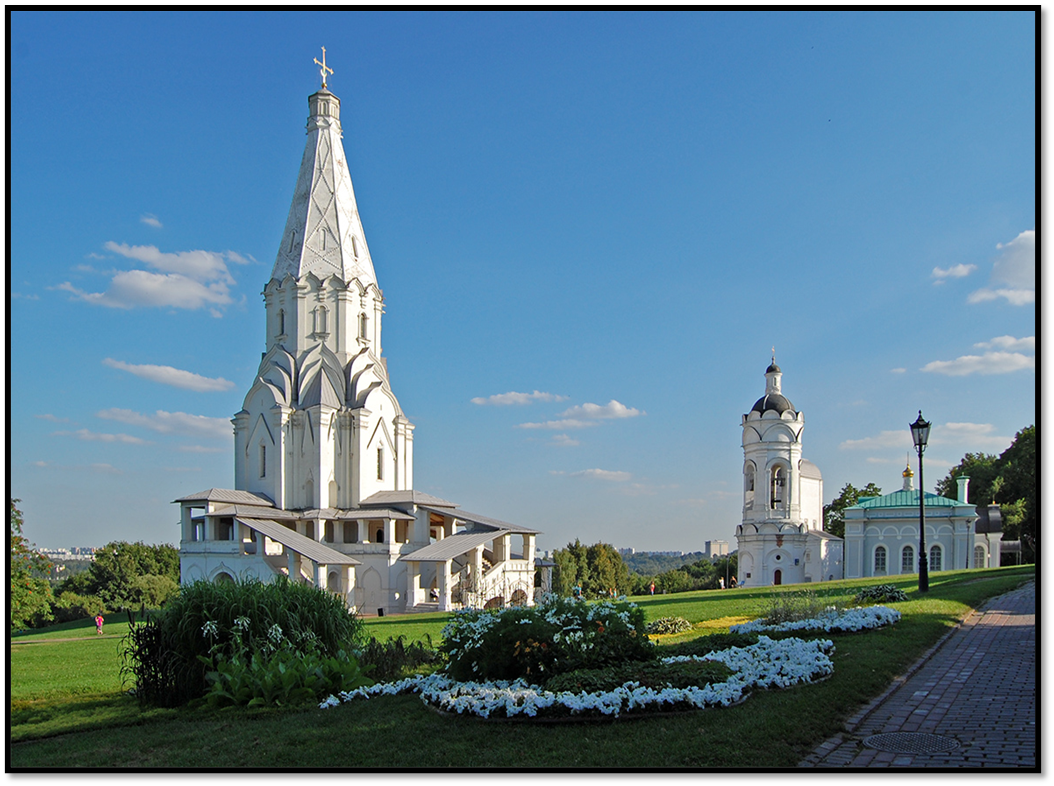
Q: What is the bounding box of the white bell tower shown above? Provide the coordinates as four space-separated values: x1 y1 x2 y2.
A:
735 358 820 587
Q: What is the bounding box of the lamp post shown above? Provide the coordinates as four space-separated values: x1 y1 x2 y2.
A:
910 411 931 593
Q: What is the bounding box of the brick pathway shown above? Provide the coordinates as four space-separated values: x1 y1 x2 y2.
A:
799 580 1036 769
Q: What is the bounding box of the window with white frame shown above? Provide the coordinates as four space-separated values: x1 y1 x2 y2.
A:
901 545 915 574
874 545 887 575
929 545 942 572
974 545 986 569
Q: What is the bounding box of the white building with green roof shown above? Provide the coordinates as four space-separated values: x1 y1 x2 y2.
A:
843 466 1001 579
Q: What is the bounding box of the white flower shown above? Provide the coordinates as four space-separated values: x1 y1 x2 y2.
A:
201 620 219 638
320 637 835 720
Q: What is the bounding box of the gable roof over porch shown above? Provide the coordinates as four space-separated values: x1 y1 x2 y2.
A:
235 517 360 566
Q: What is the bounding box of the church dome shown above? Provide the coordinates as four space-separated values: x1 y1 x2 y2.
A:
752 357 794 414
751 393 795 414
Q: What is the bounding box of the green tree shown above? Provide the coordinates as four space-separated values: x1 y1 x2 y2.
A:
83 541 181 609
938 425 1035 563
551 540 631 598
936 452 1000 503
823 483 882 539
583 543 630 597
9 499 54 629
994 425 1036 561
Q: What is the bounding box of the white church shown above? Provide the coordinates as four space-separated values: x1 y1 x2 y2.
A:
735 361 842 587
177 61 545 616
735 361 1001 587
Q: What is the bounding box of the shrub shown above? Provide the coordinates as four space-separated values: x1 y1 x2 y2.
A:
661 631 761 658
121 576 365 707
759 589 842 625
50 592 106 624
357 635 443 683
440 595 654 682
646 616 693 635
543 658 732 694
854 584 908 604
200 616 371 708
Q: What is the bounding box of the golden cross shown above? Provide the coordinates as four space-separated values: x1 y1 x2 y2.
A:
314 47 333 88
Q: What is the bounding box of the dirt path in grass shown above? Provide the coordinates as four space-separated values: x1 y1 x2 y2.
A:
11 635 123 645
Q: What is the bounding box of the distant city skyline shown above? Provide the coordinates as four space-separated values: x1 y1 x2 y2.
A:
10 11 1035 551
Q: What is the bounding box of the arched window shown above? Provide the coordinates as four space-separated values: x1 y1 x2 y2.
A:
744 465 755 508
278 309 285 336
901 545 915 574
375 528 384 543
351 235 359 258
770 466 786 507
359 312 368 340
259 444 266 478
314 306 328 335
929 545 942 572
343 522 358 543
974 545 986 569
377 447 384 480
324 521 335 543
874 545 887 575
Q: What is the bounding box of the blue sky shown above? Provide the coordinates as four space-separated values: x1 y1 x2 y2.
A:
10 10 1035 552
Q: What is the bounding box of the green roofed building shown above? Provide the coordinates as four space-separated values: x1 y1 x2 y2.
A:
843 464 1002 579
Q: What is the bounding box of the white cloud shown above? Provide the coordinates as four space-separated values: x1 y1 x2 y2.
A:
517 399 642 429
52 428 151 445
140 214 163 229
550 434 580 447
31 460 123 474
840 430 912 451
104 242 235 283
559 400 643 420
56 272 233 311
34 414 69 423
890 368 906 374
96 408 232 439
569 468 632 482
102 358 235 392
921 351 1034 376
973 335 1034 352
931 263 976 283
471 390 568 406
517 418 599 430
12 292 40 300
842 422 1011 453
85 252 107 260
968 230 1035 306
55 243 247 313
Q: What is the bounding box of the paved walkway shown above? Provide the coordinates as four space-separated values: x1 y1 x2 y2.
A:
799 580 1036 769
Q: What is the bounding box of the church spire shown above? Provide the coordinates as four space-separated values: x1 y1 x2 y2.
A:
270 52 377 287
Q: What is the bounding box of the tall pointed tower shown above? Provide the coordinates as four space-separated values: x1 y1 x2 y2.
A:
233 74 413 510
735 359 834 587
176 55 545 614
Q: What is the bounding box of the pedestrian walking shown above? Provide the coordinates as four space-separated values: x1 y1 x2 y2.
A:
95 614 104 635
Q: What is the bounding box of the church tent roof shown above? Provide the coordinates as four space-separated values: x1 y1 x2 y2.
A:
235 517 360 565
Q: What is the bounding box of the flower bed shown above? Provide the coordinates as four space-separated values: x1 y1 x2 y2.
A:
439 595 652 682
321 635 834 720
730 605 900 635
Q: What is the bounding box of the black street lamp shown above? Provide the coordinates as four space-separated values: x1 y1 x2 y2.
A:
910 411 931 593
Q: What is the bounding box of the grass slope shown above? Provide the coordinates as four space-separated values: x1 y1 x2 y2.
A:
8 566 1034 768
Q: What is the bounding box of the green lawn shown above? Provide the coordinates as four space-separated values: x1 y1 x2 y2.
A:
8 565 1034 768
